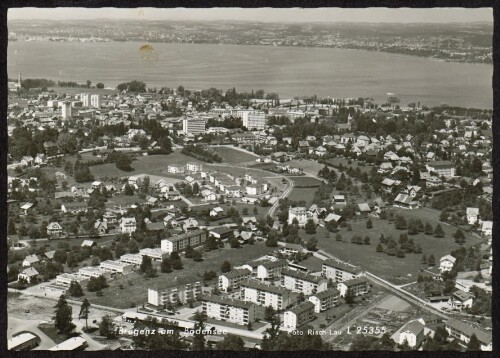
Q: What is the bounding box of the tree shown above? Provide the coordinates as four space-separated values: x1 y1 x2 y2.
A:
68 281 84 297
364 236 371 245
434 224 445 238
424 222 434 235
427 255 435 266
394 215 407 230
161 257 172 273
344 288 355 304
221 260 232 273
99 315 117 339
366 219 373 229
216 335 245 350
185 245 195 258
140 255 153 273
192 311 207 351
96 82 104 89
376 243 384 252
8 219 16 235
304 219 316 234
192 250 202 261
336 233 342 242
54 295 74 334
453 229 466 244
421 254 427 264
79 299 91 331
467 333 481 351
305 237 318 251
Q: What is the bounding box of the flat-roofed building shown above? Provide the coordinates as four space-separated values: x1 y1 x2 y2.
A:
161 230 207 254
240 279 296 310
280 268 328 295
283 301 315 331
8 333 40 351
139 248 166 261
55 273 89 287
308 288 340 313
100 260 133 275
49 337 88 351
120 253 143 266
218 269 252 292
201 294 256 325
182 117 206 135
322 260 363 282
242 110 266 130
148 281 202 308
78 266 110 279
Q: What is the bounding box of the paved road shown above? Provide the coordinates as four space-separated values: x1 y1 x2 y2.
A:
268 176 294 218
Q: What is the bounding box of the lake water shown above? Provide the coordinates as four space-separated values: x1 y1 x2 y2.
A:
8 41 493 109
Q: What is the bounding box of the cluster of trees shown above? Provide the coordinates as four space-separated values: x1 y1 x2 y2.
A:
351 235 371 245
160 252 183 273
317 165 337 183
206 116 243 129
117 80 147 93
181 145 222 163
87 275 108 292
376 233 422 258
21 78 55 90
131 317 188 350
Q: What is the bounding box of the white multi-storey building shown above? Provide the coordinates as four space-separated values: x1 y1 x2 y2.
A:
288 207 308 227
280 269 328 295
161 230 207 254
186 162 203 173
283 301 315 331
120 217 137 234
182 117 206 135
80 93 91 107
322 260 363 282
218 269 252 292
201 295 256 325
308 288 340 313
240 279 296 310
242 110 266 130
90 94 101 108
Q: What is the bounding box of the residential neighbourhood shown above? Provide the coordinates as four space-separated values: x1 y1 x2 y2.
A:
7 7 493 353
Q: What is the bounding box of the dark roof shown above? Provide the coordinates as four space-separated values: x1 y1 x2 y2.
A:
445 319 492 345
340 277 369 287
287 301 315 314
240 279 291 295
221 269 251 279
281 268 326 284
260 259 288 270
323 260 362 274
200 294 254 310
312 288 340 299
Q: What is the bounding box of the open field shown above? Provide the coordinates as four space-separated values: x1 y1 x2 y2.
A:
286 159 324 177
212 146 258 164
323 157 375 174
74 242 275 309
287 187 316 206
302 213 484 280
290 176 323 187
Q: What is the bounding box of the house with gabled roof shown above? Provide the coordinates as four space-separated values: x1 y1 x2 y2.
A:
22 254 40 267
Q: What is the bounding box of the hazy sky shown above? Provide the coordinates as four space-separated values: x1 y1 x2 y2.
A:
8 7 492 23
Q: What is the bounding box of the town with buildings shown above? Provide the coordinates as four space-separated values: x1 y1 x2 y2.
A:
6 72 493 352
6 7 494 353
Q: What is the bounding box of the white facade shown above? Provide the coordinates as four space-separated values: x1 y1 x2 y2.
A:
182 118 206 135
61 101 72 119
120 217 137 234
90 94 101 108
243 110 266 130
100 260 133 274
288 207 308 227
